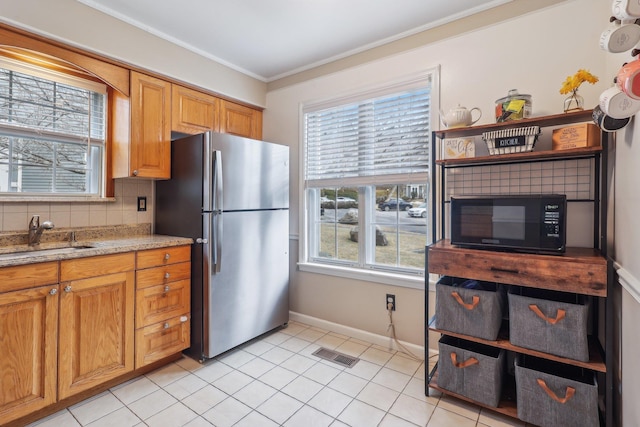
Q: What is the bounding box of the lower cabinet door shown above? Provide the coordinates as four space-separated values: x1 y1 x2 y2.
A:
58 271 135 400
136 315 190 368
0 286 58 424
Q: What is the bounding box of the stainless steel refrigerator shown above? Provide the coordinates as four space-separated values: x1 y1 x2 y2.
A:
155 132 289 361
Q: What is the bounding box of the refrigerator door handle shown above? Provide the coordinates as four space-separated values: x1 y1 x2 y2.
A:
212 150 223 212
203 133 213 212
214 212 223 273
212 149 223 273
202 212 213 293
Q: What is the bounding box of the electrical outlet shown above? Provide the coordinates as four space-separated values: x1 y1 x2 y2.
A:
386 294 396 311
137 196 147 212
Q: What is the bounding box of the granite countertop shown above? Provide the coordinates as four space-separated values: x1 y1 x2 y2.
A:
0 224 193 268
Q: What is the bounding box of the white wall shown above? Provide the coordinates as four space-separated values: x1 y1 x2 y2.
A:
611 65 640 427
1 0 266 107
264 0 609 348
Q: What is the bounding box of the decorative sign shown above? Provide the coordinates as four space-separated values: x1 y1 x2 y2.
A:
443 137 476 159
494 135 526 148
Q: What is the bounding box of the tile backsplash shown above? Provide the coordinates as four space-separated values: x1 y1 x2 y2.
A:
0 179 153 233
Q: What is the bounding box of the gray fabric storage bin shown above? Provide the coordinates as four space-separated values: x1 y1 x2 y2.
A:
515 357 598 427
438 336 505 407
436 276 504 341
509 288 590 361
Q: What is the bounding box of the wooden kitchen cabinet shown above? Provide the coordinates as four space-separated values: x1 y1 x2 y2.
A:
219 99 263 139
135 245 191 368
0 281 59 424
111 71 172 179
58 253 135 400
171 84 220 134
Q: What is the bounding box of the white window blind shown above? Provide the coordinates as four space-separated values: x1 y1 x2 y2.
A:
304 87 431 187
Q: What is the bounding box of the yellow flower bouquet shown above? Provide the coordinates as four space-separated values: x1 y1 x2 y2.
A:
560 69 598 112
560 69 599 95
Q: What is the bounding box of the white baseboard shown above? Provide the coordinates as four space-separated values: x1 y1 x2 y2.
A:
289 311 430 360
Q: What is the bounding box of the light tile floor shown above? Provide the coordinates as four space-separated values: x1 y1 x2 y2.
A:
28 321 529 427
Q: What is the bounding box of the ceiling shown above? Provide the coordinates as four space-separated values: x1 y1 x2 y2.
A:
77 0 512 82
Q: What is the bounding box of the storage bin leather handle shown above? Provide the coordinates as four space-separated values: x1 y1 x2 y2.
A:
451 291 479 310
536 378 576 404
528 304 566 324
450 352 479 368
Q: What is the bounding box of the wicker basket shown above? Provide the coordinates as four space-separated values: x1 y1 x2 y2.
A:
435 276 505 341
438 336 506 407
515 356 598 427
508 287 590 362
482 126 540 155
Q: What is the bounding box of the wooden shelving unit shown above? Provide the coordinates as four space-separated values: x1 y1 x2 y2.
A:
432 110 593 139
429 318 606 373
426 111 612 426
436 145 602 167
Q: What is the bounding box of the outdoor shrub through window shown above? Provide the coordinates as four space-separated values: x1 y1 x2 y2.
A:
0 57 106 195
303 72 436 277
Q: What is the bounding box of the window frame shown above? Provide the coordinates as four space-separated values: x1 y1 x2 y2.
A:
298 69 440 289
0 56 108 200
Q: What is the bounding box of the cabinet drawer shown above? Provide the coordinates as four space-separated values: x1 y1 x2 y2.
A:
136 245 191 269
136 261 191 289
135 279 190 328
135 315 190 368
428 241 607 296
60 253 135 281
0 262 58 293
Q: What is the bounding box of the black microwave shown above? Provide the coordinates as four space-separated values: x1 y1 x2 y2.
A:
450 194 566 254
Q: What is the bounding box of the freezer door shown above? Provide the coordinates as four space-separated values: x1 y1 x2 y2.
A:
208 133 289 211
204 209 289 358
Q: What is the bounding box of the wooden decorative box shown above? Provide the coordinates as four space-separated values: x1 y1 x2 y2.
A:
552 123 599 151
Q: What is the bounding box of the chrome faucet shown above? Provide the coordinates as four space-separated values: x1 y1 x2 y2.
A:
28 215 55 246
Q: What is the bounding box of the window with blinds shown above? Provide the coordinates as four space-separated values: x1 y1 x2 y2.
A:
302 76 435 278
305 88 430 186
0 58 106 195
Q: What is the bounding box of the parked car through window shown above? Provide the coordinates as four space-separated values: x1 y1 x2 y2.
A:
378 198 412 212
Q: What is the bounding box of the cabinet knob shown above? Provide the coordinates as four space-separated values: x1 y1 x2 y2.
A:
64 285 72 293
164 253 170 261
164 285 170 293
164 272 170 280
49 288 58 296
164 322 170 330
133 169 139 176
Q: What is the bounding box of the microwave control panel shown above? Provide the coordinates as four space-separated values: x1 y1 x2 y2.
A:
543 203 562 238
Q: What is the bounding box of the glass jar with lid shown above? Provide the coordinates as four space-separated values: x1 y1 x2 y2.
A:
495 89 532 122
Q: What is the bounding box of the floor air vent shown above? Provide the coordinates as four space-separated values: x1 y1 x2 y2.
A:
312 347 360 368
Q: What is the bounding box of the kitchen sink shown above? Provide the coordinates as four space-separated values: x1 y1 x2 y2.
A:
0 244 96 260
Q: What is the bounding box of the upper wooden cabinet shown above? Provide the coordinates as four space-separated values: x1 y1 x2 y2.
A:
219 99 263 140
173 87 263 139
112 76 263 180
111 71 172 179
172 84 220 134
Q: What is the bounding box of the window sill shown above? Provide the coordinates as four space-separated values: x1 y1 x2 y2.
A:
0 195 116 203
298 262 425 290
